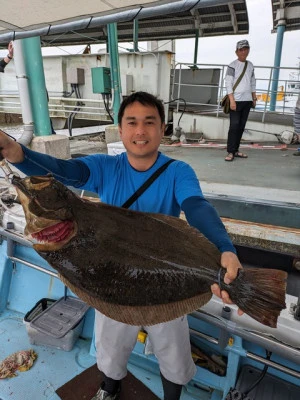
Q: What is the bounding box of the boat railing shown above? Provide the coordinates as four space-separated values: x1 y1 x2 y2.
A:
171 62 300 122
0 61 299 124
0 93 112 122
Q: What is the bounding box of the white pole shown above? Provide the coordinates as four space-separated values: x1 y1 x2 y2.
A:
13 39 34 145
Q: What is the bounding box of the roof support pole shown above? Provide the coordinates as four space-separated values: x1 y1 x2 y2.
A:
13 39 34 145
107 23 122 125
270 22 286 111
21 37 51 136
193 29 199 69
133 19 139 52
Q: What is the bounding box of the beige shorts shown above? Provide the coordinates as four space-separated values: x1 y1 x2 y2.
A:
94 311 196 385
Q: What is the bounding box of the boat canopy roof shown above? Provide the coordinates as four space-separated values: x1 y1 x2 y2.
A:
0 0 249 47
271 0 300 32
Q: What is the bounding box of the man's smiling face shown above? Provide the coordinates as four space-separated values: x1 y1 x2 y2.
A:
119 101 165 165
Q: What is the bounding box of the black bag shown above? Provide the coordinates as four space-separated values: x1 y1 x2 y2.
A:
221 61 248 114
221 94 230 114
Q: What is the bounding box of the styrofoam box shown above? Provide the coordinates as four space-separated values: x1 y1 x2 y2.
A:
107 141 126 156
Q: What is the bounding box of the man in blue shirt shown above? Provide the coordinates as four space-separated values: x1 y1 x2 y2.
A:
0 91 243 400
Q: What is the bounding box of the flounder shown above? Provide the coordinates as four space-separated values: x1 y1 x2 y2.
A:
13 175 287 327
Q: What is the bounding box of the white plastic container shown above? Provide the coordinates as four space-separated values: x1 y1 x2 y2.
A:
24 297 88 351
24 317 85 351
107 141 126 156
2 205 26 233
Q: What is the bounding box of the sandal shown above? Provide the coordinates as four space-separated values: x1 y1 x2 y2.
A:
225 153 234 162
234 152 248 158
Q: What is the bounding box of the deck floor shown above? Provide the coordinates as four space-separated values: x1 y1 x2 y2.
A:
0 310 213 400
0 310 95 400
66 135 300 203
236 365 300 400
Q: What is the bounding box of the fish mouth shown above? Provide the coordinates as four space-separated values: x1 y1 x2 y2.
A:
30 220 78 251
12 175 78 251
12 174 53 196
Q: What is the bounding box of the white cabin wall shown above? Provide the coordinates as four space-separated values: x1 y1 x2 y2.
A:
173 112 293 142
0 61 18 115
40 51 173 123
40 51 172 102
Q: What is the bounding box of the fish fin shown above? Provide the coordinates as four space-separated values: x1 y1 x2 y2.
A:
150 213 191 231
59 273 212 325
226 268 287 328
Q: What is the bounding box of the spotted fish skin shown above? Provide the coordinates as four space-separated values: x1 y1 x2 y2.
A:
13 175 287 327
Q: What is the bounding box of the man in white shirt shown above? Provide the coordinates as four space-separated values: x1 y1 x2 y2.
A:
0 42 13 73
224 40 257 161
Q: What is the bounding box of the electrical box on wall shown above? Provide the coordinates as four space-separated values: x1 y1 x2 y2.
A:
91 67 111 94
66 68 85 85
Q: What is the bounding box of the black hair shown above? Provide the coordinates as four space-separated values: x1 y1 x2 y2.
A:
118 91 165 125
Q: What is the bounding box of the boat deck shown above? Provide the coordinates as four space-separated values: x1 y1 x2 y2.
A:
0 309 95 400
67 133 300 204
0 128 299 400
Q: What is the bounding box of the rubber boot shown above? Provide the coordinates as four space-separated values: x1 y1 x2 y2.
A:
160 373 183 400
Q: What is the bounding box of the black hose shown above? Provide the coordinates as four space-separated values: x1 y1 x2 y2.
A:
63 87 75 98
67 84 83 136
164 98 187 127
243 350 272 396
102 93 114 122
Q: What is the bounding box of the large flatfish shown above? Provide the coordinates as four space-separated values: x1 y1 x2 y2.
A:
12 175 287 328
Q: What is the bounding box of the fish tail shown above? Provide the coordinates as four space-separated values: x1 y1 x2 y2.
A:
224 268 287 328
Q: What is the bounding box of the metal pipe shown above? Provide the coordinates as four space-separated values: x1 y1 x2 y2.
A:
262 67 273 123
217 64 226 117
177 65 183 113
13 40 34 146
189 316 300 379
12 40 32 124
190 311 300 364
133 19 139 52
0 229 59 278
0 228 32 247
0 1 236 42
8 256 58 278
246 352 300 379
193 29 199 68
189 328 218 345
107 23 122 125
270 22 286 111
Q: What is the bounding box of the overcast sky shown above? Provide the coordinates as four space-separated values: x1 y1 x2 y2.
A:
175 0 299 69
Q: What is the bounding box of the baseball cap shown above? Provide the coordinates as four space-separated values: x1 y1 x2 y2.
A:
236 40 250 50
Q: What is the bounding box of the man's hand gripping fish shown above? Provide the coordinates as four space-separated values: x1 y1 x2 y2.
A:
12 175 287 328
